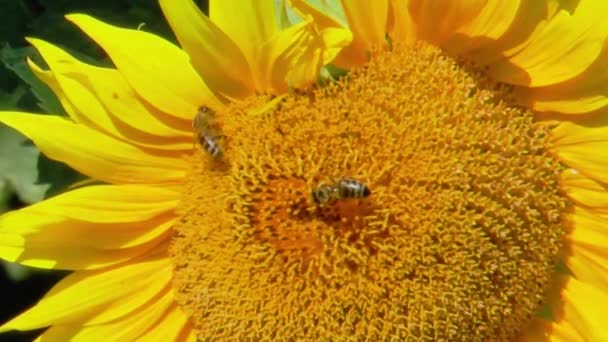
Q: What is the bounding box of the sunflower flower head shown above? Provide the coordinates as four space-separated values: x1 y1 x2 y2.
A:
172 42 569 340
1 0 608 341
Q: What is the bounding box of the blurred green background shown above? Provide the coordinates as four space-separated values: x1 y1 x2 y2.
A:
0 1 206 340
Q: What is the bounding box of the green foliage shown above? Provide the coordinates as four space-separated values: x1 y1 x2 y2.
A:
1 44 65 114
0 124 49 206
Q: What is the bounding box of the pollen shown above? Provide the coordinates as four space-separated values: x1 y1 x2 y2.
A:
170 42 569 340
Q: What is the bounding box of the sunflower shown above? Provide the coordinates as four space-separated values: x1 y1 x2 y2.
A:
0 0 348 340
1 0 607 340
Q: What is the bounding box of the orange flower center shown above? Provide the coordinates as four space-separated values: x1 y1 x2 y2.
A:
171 43 569 340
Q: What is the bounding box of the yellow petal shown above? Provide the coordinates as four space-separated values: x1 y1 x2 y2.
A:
0 112 187 185
560 169 608 214
463 2 555 65
441 1 520 56
137 304 196 342
209 0 278 75
0 185 177 269
27 39 192 151
517 317 583 341
0 254 172 332
407 0 486 45
259 19 323 92
340 0 389 49
289 0 344 29
514 52 608 115
387 0 417 45
159 0 255 101
36 286 177 341
19 184 178 222
488 2 608 87
551 120 608 184
0 240 164 270
287 0 363 68
565 207 608 291
65 14 220 119
551 277 608 342
319 27 354 65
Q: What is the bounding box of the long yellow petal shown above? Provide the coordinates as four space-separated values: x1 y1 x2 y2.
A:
340 0 388 49
442 0 520 56
0 112 187 185
551 121 608 185
514 48 608 115
137 304 196 342
65 14 220 119
488 2 608 87
565 207 608 291
0 254 172 332
36 286 176 341
159 0 255 101
11 184 179 223
550 277 608 341
27 39 192 151
387 0 416 45
209 0 278 79
560 169 608 214
0 185 177 269
407 0 486 45
0 239 164 270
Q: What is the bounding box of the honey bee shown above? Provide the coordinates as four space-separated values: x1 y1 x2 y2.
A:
311 178 371 205
193 106 215 132
197 133 223 159
193 106 223 159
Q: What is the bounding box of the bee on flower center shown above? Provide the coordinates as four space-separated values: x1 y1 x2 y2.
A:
311 178 371 205
193 106 223 159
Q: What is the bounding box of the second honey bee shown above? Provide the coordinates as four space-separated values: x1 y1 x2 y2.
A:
311 178 371 205
193 106 223 159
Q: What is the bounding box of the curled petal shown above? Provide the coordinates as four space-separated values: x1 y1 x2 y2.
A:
27 38 192 151
259 19 350 91
66 14 221 119
159 0 255 101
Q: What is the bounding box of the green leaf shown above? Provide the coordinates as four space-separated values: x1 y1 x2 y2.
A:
0 124 49 204
0 44 65 115
0 84 28 110
37 153 86 199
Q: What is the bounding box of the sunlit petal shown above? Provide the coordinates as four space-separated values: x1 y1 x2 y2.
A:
209 0 278 77
0 112 187 185
36 286 177 341
408 0 486 45
65 14 221 119
0 254 172 332
488 2 608 87
159 0 254 101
